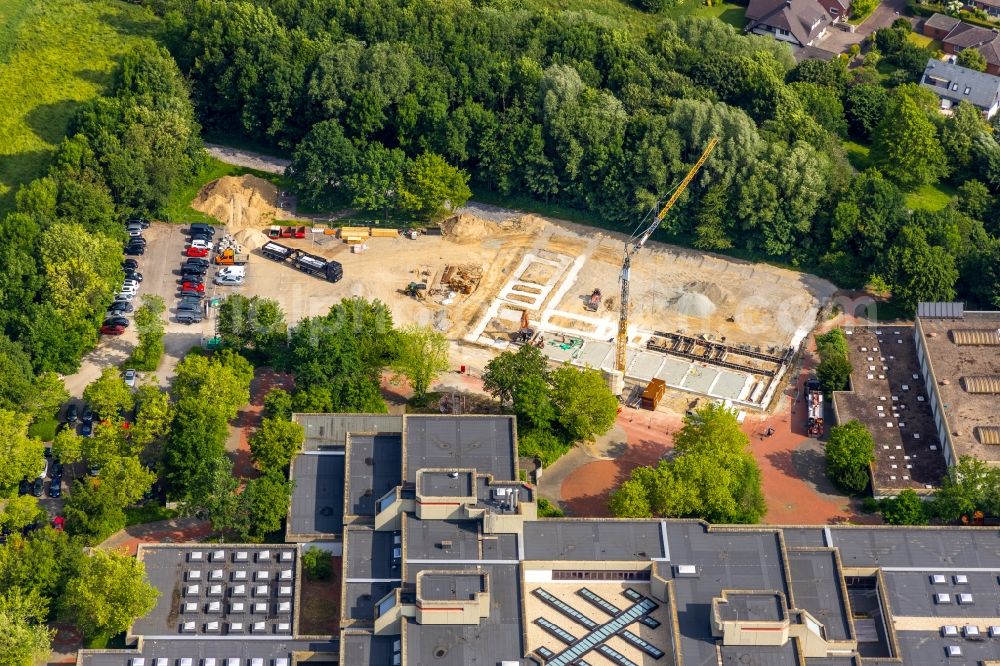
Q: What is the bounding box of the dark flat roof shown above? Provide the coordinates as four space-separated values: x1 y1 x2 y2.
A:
347 434 402 516
81 639 337 666
289 453 344 536
420 572 483 601
523 521 665 560
420 470 473 497
883 570 1000 618
829 527 1000 568
294 413 402 449
720 643 800 665
341 632 397 666
717 592 784 622
345 526 398 579
404 416 516 482
344 581 399 622
787 550 851 640
405 515 481 560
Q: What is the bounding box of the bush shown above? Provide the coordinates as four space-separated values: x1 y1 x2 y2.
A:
302 546 333 580
536 498 565 518
880 488 928 524
518 428 571 467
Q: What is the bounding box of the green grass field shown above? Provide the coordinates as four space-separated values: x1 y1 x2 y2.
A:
907 32 941 51
0 0 159 215
532 0 746 34
904 180 956 211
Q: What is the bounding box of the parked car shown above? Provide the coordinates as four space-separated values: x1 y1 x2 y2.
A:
124 243 145 256
81 406 93 424
31 477 43 498
126 236 147 246
51 460 63 477
185 257 210 268
183 263 208 275
100 324 126 335
48 478 61 498
122 280 140 291
65 403 78 423
115 292 135 302
189 239 212 251
217 266 246 278
177 311 204 324
127 228 143 238
109 300 134 313
51 516 65 531
122 258 139 270
124 270 143 282
215 274 244 286
179 289 204 299
180 273 204 285
123 369 137 387
280 226 294 238
88 463 100 476
189 231 213 242
127 217 150 229
181 281 205 293
185 245 210 258
179 295 203 307
79 420 93 437
18 478 30 496
103 316 129 329
119 284 138 296
188 223 215 236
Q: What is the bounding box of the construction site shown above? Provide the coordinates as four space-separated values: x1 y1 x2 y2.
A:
188 174 836 412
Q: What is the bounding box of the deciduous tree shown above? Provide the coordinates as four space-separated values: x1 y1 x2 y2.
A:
390 325 450 400
63 550 157 640
871 94 948 189
825 420 875 494
83 367 134 421
0 410 45 491
550 366 618 442
249 418 304 473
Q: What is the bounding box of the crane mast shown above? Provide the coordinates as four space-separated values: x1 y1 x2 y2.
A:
615 138 718 374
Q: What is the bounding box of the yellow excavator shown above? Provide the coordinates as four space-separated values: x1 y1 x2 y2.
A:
614 138 718 379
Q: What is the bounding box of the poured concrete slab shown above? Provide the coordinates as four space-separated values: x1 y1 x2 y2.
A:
576 341 613 369
628 351 665 382
656 357 691 385
541 343 575 364
682 366 720 394
714 371 750 401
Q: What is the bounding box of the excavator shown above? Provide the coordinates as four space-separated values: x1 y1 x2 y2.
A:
614 139 718 385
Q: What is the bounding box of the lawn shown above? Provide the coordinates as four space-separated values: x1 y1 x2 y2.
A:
904 180 956 211
529 0 747 34
159 155 285 224
843 139 872 171
668 0 747 28
907 32 941 51
0 0 159 215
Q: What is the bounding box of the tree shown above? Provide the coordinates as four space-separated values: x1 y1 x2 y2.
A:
608 478 653 518
0 410 45 491
349 143 408 220
163 397 231 499
395 152 472 220
131 295 165 371
288 120 359 209
63 550 157 640
844 84 889 140
217 295 286 356
550 366 619 442
956 179 992 220
880 488 927 525
957 48 987 72
940 101 991 175
51 428 84 470
931 456 998 522
886 225 958 312
83 367 134 420
0 525 84 608
390 325 450 400
263 388 293 421
852 0 880 19
22 373 68 424
301 546 333 580
483 345 550 405
182 455 241 535
870 94 948 189
233 473 294 542
0 496 45 532
825 420 875 494
514 372 556 431
249 418 304 473
131 384 173 449
0 590 53 666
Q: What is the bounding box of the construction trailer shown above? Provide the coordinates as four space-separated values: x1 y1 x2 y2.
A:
261 241 294 262
293 251 343 283
806 378 824 436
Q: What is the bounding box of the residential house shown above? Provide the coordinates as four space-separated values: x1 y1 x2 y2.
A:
745 0 835 47
966 0 1000 18
923 13 1000 75
920 57 1000 118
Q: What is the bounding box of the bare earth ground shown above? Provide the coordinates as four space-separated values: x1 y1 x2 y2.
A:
298 556 342 636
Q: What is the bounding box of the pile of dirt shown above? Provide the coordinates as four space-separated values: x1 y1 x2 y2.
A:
191 175 282 231
670 291 717 318
440 212 547 243
232 228 269 251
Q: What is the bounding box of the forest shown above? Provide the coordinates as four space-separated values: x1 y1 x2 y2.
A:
145 0 1000 313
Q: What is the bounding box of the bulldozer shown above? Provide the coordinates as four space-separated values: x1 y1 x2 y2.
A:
403 282 427 299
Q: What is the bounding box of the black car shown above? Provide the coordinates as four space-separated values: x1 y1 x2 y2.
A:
188 223 215 236
189 231 213 242
179 291 204 300
18 478 30 496
180 273 204 285
103 316 130 329
110 300 134 313
79 420 93 437
124 270 143 282
48 478 61 498
182 263 208 274
65 403 78 423
185 258 210 268
31 477 43 498
177 311 204 324
127 217 150 229
122 258 139 271
51 460 63 477
177 299 201 311
125 243 146 256
81 405 94 424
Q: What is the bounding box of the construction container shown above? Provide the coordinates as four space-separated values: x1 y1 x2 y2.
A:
370 228 399 238
261 241 294 262
640 379 666 411
339 226 370 237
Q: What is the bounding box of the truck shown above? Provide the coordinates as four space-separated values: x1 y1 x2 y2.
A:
261 241 294 262
806 379 824 437
584 288 602 312
293 251 343 283
214 248 250 265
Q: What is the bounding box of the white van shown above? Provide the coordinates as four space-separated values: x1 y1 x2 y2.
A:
216 266 246 278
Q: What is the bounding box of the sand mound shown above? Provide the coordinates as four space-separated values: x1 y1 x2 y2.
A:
440 212 547 243
671 292 716 318
191 175 282 232
232 228 269 251
683 281 729 305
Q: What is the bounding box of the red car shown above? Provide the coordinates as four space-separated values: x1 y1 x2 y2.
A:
52 516 65 531
186 246 210 257
181 281 205 293
280 226 294 238
100 324 125 335
294 226 306 239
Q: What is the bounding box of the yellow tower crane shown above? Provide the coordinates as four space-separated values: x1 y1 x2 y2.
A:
614 138 718 378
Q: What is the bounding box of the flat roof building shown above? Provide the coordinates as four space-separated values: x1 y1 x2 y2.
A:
80 414 1000 666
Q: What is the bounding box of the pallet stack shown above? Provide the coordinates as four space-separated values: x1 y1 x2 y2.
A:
339 226 370 245
370 228 400 239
